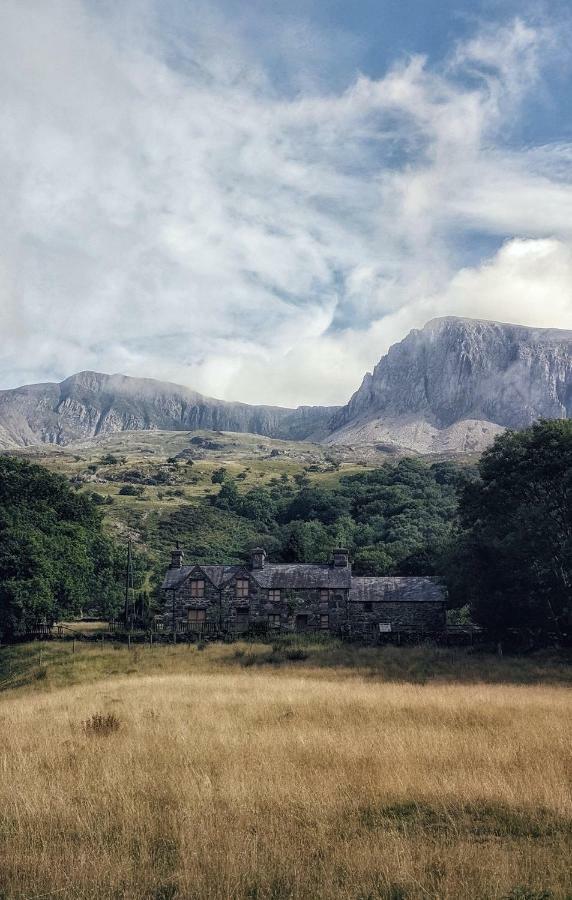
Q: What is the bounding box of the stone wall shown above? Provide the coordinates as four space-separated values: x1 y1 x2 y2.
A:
348 601 446 636
165 574 221 629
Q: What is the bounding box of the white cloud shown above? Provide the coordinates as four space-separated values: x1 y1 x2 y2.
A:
1 2 572 406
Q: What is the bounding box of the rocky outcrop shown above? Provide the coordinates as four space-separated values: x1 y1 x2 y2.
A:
0 371 337 448
1 317 571 453
326 317 572 452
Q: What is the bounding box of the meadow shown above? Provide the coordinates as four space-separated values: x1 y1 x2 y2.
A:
0 641 570 899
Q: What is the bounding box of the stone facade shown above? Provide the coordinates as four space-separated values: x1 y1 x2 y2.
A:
161 548 446 638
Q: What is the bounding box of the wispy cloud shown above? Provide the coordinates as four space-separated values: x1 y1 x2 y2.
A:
1 1 571 405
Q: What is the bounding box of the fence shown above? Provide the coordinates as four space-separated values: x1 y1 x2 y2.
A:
0 618 483 649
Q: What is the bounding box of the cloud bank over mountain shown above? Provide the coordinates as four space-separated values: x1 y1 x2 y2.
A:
2 1 572 405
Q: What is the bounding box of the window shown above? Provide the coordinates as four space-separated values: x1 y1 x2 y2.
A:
320 589 329 602
363 602 373 612
269 589 281 603
268 614 281 628
190 579 205 598
235 578 249 599
295 614 309 631
188 608 206 624
320 614 329 630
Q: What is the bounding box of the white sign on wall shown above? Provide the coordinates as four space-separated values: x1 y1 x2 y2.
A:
378 623 392 633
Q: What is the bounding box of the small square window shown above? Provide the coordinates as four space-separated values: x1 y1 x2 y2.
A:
269 589 281 603
320 614 330 630
190 579 205 598
235 578 249 599
268 614 281 628
188 608 206 624
320 589 329 602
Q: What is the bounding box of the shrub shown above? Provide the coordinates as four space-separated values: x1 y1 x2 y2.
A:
118 484 144 496
285 647 308 661
83 712 121 735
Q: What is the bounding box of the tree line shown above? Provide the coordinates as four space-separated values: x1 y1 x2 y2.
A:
0 419 570 646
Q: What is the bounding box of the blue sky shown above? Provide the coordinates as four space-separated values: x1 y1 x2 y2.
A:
2 0 572 405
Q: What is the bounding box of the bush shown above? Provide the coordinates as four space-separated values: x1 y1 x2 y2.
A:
118 485 144 496
83 712 120 735
285 647 308 661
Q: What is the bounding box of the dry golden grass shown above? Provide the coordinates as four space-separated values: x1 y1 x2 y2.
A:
0 645 570 899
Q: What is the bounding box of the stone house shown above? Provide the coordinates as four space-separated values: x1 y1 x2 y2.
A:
161 547 446 638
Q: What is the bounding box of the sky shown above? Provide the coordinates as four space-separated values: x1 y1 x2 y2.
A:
2 0 572 407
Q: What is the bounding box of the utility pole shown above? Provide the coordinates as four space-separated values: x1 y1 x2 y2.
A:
124 537 134 631
172 589 176 643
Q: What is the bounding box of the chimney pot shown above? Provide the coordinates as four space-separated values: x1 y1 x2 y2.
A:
250 547 266 570
332 547 349 568
170 547 184 569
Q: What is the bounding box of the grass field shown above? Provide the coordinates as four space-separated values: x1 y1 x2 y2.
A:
0 641 570 899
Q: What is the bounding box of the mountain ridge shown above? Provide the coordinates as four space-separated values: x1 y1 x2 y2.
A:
1 316 571 453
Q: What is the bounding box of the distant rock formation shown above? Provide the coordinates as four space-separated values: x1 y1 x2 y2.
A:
0 371 336 448
326 317 572 452
1 317 571 453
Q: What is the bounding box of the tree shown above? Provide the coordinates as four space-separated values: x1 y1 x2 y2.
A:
352 545 393 576
454 420 572 645
0 457 132 634
214 478 240 511
211 467 227 484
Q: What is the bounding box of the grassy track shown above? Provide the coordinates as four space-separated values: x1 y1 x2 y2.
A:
0 642 570 898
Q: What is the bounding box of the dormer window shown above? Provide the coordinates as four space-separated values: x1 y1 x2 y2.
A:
190 579 205 598
235 578 249 599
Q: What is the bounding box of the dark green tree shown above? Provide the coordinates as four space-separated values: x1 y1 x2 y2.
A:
0 457 131 634
454 420 572 645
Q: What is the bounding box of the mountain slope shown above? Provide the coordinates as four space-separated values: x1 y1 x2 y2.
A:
326 317 572 452
1 317 571 453
0 371 337 448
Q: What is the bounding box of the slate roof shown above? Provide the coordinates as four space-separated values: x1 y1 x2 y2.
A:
253 564 352 590
349 577 445 603
162 564 444 599
162 562 352 591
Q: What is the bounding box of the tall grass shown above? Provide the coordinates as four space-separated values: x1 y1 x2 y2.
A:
0 646 570 898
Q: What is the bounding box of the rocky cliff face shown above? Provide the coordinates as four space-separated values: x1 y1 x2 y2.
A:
1 318 571 453
326 317 572 452
0 371 337 448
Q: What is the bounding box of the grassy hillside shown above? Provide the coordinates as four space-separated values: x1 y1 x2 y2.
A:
10 429 474 541
0 641 570 899
9 430 374 546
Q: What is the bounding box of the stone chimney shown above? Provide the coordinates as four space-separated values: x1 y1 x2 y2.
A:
170 546 184 569
332 546 349 568
250 547 267 570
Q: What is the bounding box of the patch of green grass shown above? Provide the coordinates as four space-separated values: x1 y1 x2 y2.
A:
356 801 571 840
3 640 570 698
